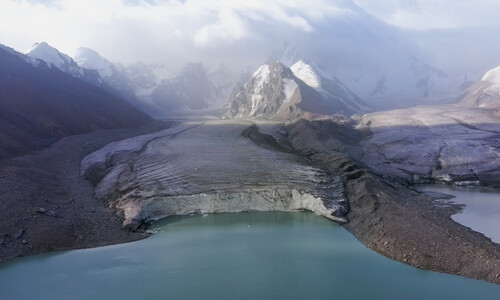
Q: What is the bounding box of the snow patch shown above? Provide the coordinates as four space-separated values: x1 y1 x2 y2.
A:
252 64 270 94
282 78 298 102
291 60 322 89
248 64 271 116
250 95 264 116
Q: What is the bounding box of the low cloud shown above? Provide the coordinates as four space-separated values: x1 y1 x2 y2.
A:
193 8 249 47
0 0 499 83
353 0 500 29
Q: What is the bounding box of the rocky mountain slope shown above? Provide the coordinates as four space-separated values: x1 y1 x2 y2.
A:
0 44 151 159
459 64 500 117
225 61 367 120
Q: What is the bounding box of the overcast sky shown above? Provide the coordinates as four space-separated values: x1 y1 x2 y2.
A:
1 0 500 77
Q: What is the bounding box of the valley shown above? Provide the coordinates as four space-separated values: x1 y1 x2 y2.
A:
2 109 499 284
1 1 500 295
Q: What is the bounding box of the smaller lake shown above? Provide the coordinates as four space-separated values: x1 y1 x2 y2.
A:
1 212 500 299
418 185 500 243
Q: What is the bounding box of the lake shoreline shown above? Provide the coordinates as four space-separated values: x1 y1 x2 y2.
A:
3 211 500 299
0 121 172 263
1 119 500 286
285 119 500 285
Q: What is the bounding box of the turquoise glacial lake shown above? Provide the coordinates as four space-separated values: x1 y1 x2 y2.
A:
1 211 499 299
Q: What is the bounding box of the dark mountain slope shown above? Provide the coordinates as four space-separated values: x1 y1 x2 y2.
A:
0 46 151 158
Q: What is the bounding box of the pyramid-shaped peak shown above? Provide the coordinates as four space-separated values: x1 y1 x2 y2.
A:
26 41 73 69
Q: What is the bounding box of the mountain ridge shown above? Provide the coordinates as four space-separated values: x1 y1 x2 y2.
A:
0 44 151 158
225 61 367 120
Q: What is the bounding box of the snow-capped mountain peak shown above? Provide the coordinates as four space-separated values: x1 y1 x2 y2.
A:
475 64 500 95
25 42 106 88
225 61 367 120
73 47 113 78
460 63 500 117
26 42 73 70
481 64 500 85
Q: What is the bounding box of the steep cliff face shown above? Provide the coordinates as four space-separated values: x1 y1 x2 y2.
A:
225 61 366 120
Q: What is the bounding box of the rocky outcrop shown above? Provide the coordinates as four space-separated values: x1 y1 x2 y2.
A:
81 120 349 230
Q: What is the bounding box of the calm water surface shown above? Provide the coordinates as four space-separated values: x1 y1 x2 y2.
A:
1 211 499 299
419 185 500 243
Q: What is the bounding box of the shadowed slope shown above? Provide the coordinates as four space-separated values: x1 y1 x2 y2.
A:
0 46 151 158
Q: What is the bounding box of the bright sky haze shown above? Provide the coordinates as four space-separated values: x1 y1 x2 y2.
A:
1 0 499 79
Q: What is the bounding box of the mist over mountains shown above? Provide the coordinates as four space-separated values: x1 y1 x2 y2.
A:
2 0 500 158
2 2 500 288
3 0 500 112
3 36 499 124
